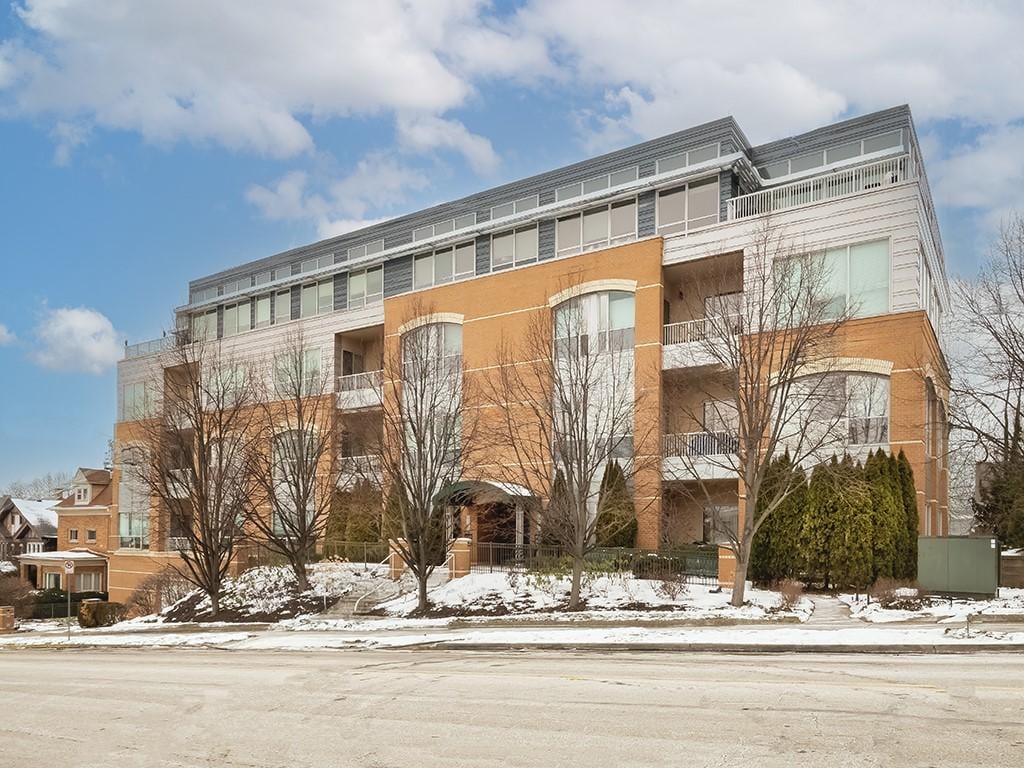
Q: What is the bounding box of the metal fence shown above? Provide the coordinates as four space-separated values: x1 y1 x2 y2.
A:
321 540 390 565
470 542 719 585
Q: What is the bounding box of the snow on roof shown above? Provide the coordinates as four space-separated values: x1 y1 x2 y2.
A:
16 550 107 563
9 498 59 530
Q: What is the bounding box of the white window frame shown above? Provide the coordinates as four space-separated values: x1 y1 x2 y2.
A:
74 486 89 504
76 572 102 592
555 166 639 203
44 572 61 589
68 527 79 542
413 242 475 289
347 239 384 260
656 143 721 175
86 528 97 543
490 195 539 221
759 130 905 179
347 266 383 309
556 198 638 257
300 279 333 318
655 178 720 236
299 254 334 274
255 295 271 329
222 300 251 338
192 310 217 342
491 225 539 269
274 290 291 325
413 214 477 243
120 381 155 422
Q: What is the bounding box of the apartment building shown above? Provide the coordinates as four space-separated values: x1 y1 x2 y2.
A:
111 104 949 598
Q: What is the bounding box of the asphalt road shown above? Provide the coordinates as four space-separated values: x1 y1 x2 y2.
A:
1 649 1022 767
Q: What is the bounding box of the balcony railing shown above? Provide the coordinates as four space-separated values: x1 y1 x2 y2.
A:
338 455 381 485
337 370 383 392
167 536 191 552
123 329 192 360
663 431 739 458
727 154 912 220
118 535 150 550
663 314 742 346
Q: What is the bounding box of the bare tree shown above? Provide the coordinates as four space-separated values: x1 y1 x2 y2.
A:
2 471 71 499
130 330 261 615
665 221 851 605
362 302 480 613
244 330 337 592
484 278 657 610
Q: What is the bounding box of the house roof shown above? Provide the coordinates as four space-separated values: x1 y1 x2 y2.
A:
79 468 112 485
4 498 59 537
16 549 108 565
55 482 112 509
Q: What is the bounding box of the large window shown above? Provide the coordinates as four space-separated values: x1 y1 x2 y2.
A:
274 348 322 395
490 195 539 220
413 242 475 289
120 381 155 421
274 290 291 324
758 130 904 179
347 239 384 260
301 279 333 318
76 572 102 592
191 310 217 342
348 266 383 309
556 199 637 257
556 167 639 202
222 301 251 337
402 323 462 377
272 429 315 535
491 225 539 268
117 446 150 549
255 296 271 329
656 177 719 235
656 143 720 174
776 239 890 319
554 290 635 357
413 214 477 242
298 254 334 274
792 372 890 446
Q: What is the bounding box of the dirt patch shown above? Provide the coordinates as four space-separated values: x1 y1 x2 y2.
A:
162 591 342 623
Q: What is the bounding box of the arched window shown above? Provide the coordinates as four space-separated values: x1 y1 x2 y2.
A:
401 322 462 379
791 371 890 446
553 290 635 357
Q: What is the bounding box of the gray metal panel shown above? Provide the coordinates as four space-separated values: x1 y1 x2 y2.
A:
718 171 732 223
384 254 413 298
475 235 491 275
750 105 911 169
539 190 556 206
188 116 748 294
538 219 555 261
638 159 656 178
637 191 656 238
290 285 300 320
216 305 224 339
334 273 347 312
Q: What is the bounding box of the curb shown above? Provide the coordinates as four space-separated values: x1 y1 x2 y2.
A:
407 641 1024 655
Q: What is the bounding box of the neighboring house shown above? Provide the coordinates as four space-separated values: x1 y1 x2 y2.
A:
0 496 59 558
15 468 112 593
112 104 950 599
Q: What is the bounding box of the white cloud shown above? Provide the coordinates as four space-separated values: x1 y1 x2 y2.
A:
396 114 499 174
246 154 427 239
0 0 503 158
50 120 89 166
0 323 15 346
32 306 121 374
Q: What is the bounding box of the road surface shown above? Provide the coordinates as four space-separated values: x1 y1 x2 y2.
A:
1 648 1021 767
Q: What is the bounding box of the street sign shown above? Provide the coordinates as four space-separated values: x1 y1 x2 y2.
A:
63 560 75 574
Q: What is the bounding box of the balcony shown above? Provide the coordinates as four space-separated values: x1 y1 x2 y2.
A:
118 535 150 550
662 431 738 481
727 154 912 221
337 455 381 490
662 315 740 370
167 536 191 552
336 370 383 410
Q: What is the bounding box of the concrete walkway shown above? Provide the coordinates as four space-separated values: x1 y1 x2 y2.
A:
806 595 855 627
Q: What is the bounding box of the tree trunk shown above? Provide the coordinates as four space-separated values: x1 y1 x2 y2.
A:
568 555 583 611
209 591 220 616
416 571 429 614
730 553 749 607
293 560 310 593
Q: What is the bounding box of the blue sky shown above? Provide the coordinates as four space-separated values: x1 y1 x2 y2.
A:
1 1 1023 488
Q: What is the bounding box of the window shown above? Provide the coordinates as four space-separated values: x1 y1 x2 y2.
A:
222 301 251 337
274 290 291 324
656 143 721 174
190 286 217 304
776 239 891 320
117 446 150 549
44 572 61 589
254 271 272 286
556 199 637 256
348 239 384 260
556 167 639 203
413 214 477 242
68 527 79 542
272 429 316 535
86 529 97 543
255 296 271 329
703 400 739 434
120 381 155 421
348 266 383 309
789 372 890 447
760 130 905 178
402 323 462 369
301 279 333 318
220 278 245 296
76 572 102 592
414 242 475 288
490 195 539 220
299 254 334 274
656 177 719 235
274 348 322 394
74 486 89 504
554 290 635 357
704 503 738 545
192 311 217 342
491 225 538 268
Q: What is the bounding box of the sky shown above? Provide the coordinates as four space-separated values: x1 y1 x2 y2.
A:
1 0 1023 488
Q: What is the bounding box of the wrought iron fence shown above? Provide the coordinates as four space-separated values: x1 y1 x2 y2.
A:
320 540 390 565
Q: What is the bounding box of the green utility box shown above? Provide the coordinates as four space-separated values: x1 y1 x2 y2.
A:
917 536 1000 598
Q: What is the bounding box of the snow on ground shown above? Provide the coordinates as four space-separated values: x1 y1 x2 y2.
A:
159 561 392 622
378 572 813 622
0 560 17 575
840 588 1024 624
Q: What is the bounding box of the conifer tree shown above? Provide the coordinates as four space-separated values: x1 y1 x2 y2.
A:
896 450 919 577
865 450 902 580
801 459 840 588
751 452 807 583
595 461 637 548
829 458 873 591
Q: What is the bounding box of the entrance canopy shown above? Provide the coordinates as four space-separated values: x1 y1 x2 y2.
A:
434 479 534 507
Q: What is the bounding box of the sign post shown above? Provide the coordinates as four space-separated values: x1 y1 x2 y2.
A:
63 560 75 641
